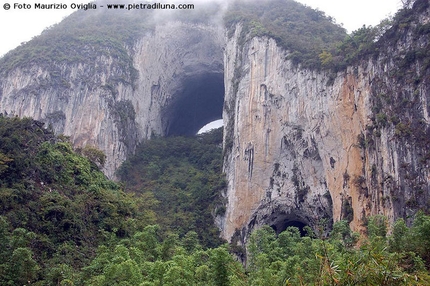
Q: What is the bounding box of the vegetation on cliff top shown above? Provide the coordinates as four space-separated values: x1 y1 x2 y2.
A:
324 0 430 72
0 0 223 76
0 7 141 75
224 0 347 69
225 0 430 72
2 0 427 75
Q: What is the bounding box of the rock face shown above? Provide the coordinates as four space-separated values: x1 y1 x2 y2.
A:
221 4 430 242
0 22 225 178
222 26 355 242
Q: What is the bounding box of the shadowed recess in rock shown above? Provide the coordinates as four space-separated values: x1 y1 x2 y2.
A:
164 73 224 136
271 219 308 237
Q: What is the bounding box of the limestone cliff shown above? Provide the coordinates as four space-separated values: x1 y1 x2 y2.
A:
221 2 430 242
0 20 224 178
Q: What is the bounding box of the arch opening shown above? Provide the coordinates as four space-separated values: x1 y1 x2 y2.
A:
263 212 311 237
271 220 308 237
164 72 224 136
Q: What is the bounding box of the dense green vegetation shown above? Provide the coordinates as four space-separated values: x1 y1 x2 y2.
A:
117 128 226 248
0 116 144 284
1 117 430 284
0 117 230 284
245 215 430 285
224 0 347 69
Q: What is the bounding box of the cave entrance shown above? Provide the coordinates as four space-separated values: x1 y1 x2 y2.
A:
263 212 310 237
164 72 224 136
270 220 308 237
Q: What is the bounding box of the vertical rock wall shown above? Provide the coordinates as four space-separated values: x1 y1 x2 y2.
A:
221 13 430 242
0 58 137 178
0 22 224 179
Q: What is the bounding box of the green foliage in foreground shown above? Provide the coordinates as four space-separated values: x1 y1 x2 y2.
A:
49 214 430 285
246 215 430 285
0 116 144 284
80 226 245 286
1 117 430 285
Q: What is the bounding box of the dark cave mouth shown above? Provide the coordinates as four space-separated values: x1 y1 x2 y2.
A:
271 220 308 237
164 72 225 136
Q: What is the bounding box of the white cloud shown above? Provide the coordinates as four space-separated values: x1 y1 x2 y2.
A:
296 0 402 32
0 0 75 57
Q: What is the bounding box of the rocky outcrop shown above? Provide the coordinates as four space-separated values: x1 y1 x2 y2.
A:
222 27 359 242
221 3 430 242
0 21 224 178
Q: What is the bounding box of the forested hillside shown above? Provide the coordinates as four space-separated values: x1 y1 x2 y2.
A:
117 128 226 248
225 0 430 72
1 117 430 285
224 0 347 69
0 116 143 284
